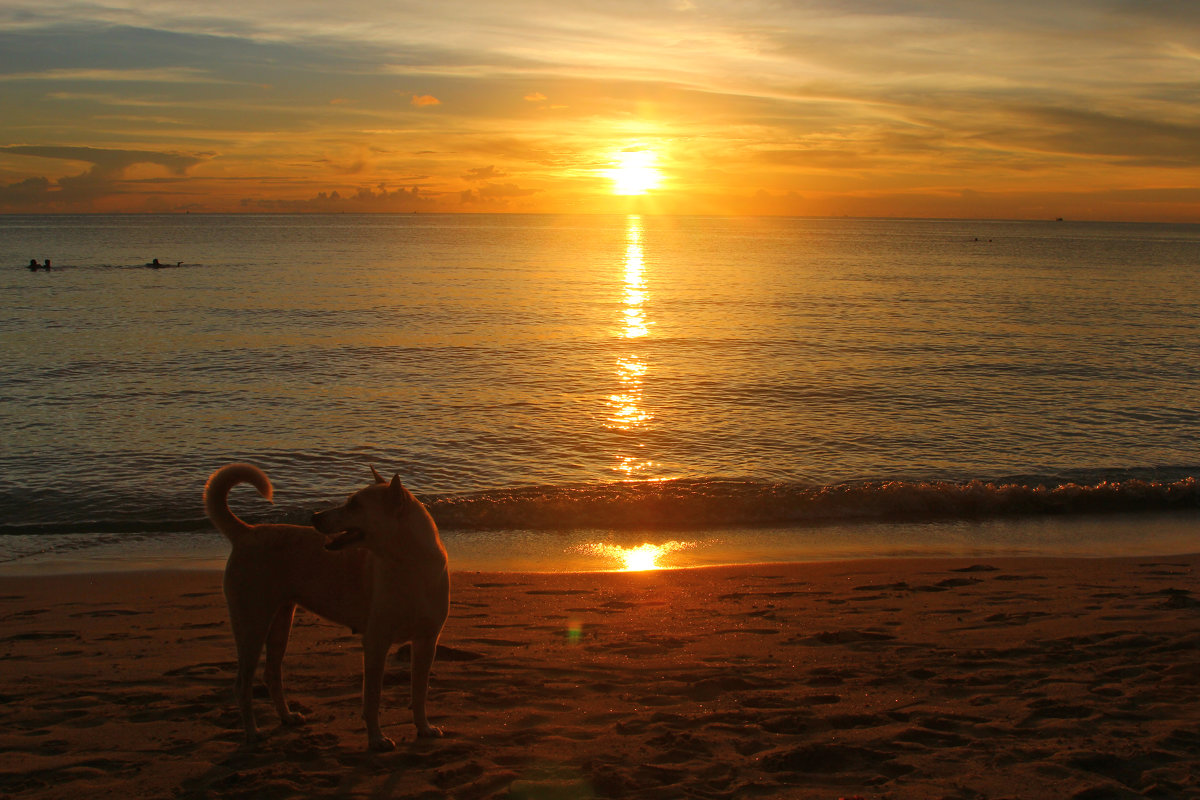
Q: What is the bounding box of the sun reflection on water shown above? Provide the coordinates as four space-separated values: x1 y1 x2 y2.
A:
609 357 649 427
605 215 657 479
583 540 696 571
621 221 649 339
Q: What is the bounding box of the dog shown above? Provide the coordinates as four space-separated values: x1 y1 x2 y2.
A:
204 463 450 751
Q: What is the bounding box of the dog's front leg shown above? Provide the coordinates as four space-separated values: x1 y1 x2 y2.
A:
361 633 395 751
410 634 443 738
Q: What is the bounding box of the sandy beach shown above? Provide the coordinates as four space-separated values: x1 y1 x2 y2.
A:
2 555 1199 799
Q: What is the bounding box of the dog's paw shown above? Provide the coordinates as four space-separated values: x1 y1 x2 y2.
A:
417 725 444 739
369 736 396 752
281 712 307 727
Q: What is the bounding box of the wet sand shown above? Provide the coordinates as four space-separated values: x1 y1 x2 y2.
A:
2 555 1199 799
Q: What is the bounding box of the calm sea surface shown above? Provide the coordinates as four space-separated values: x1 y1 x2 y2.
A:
1 214 1198 571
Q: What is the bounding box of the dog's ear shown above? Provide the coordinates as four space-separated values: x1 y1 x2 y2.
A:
389 474 407 505
370 465 385 484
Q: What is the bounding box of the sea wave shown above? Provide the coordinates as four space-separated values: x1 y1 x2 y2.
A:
426 476 1200 531
1 475 1196 539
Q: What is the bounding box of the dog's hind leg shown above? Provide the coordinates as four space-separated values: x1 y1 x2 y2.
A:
264 603 305 727
226 595 276 745
410 634 443 738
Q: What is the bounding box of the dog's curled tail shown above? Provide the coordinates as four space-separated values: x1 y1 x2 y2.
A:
204 463 273 542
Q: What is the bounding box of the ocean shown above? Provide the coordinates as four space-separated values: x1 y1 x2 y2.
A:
2 213 1198 573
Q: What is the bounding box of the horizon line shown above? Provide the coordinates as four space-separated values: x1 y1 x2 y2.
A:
2 211 1197 225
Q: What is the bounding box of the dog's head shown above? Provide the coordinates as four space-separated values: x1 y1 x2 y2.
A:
312 467 442 562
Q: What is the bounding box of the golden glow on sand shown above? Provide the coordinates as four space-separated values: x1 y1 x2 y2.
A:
584 540 696 571
607 150 662 196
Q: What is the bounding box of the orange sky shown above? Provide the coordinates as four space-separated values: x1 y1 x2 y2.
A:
1 1 1199 220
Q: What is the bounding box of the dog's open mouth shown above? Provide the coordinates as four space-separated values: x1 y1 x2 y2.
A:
325 528 366 551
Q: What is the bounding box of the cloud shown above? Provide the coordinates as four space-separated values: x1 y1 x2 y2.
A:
459 181 538 206
479 182 536 198
461 165 508 182
0 175 53 207
1 2 1198 218
246 183 436 212
1005 106 1200 165
1 145 201 175
0 145 204 210
0 66 237 84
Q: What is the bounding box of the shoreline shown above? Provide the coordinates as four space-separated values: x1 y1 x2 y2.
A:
3 509 1199 577
3 554 1200 798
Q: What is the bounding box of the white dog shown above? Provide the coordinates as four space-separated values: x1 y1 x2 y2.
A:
204 463 449 750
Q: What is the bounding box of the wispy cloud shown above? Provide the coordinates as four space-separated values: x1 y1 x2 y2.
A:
1 145 201 173
462 165 507 181
0 66 238 84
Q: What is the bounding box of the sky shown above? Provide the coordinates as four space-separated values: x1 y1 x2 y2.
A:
1 1 1198 220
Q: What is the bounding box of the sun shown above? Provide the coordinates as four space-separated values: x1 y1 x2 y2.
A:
607 150 662 196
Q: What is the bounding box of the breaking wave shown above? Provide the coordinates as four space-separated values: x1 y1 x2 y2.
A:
426 476 1200 531
3 474 1195 540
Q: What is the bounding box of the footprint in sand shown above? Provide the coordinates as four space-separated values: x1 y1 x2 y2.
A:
1022 698 1096 724
826 712 890 730
714 627 780 636
980 611 1051 626
915 577 984 592
392 643 485 661
1063 750 1182 792
1157 588 1200 609
164 661 235 678
788 629 896 647
69 608 149 618
761 742 906 776
2 630 79 642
